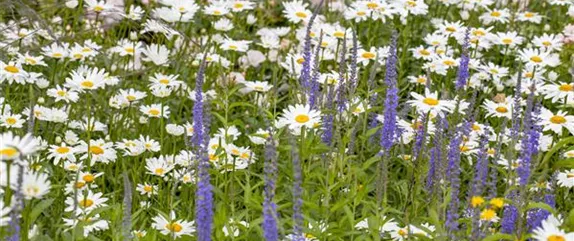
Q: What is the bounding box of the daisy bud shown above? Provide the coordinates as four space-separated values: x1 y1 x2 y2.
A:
65 0 78 8
129 31 138 41
36 79 49 89
37 97 45 104
52 17 62 23
460 11 470 20
247 14 257 24
139 116 148 124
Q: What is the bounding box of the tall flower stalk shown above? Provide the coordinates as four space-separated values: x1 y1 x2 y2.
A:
193 55 213 241
376 31 399 205
455 30 470 90
262 134 279 241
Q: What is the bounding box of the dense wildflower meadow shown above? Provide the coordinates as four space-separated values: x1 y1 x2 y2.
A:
3 0 574 240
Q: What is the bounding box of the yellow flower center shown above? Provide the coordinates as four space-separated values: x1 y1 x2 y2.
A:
333 31 345 38
165 222 183 232
366 2 379 9
473 30 486 37
5 117 17 125
419 49 431 56
79 199 94 208
295 11 307 18
443 60 456 66
93 5 104 12
496 106 508 113
56 146 70 154
530 56 543 63
487 149 496 155
559 84 574 92
0 147 19 158
547 235 565 241
550 115 566 124
81 81 94 88
26 186 40 195
83 174 95 183
4 65 19 74
25 57 37 65
398 229 408 237
148 109 160 116
295 114 310 124
423 97 439 106
472 124 481 131
75 181 86 189
362 52 375 59
89 146 104 155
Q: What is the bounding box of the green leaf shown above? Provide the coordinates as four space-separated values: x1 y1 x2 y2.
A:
553 159 574 170
29 198 55 224
481 233 515 241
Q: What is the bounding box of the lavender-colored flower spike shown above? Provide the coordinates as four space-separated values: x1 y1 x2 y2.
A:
309 32 323 109
8 165 24 241
510 69 523 140
379 31 399 153
501 205 518 234
348 30 358 96
193 55 214 241
445 120 473 237
455 29 470 90
426 147 438 193
323 34 346 145
290 136 304 241
299 0 324 101
517 86 541 187
263 135 279 241
471 133 490 198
